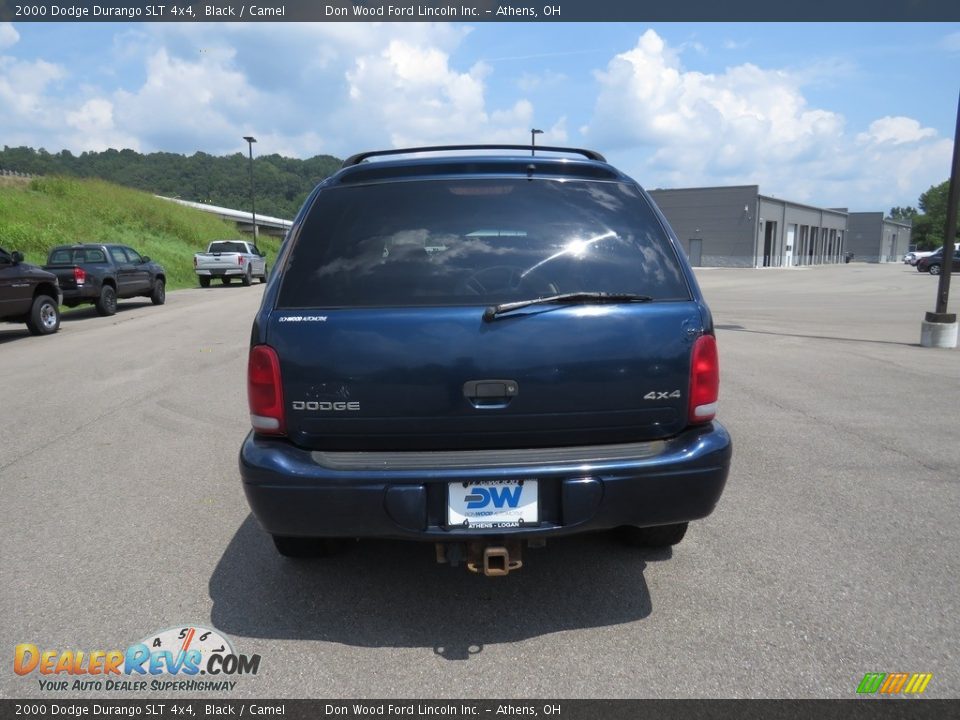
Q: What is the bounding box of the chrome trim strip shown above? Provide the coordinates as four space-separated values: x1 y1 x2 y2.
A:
311 440 667 471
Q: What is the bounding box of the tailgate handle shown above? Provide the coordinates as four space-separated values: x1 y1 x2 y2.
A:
463 380 518 408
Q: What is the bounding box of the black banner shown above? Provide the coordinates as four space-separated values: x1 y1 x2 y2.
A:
2 700 960 720
0 0 958 22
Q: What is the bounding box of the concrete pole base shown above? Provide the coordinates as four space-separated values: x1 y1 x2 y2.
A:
920 312 958 348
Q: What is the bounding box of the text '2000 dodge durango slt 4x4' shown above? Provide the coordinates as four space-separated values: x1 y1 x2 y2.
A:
240 145 732 576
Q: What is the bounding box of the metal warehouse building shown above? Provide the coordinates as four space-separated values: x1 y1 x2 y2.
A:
845 212 912 263
648 185 849 268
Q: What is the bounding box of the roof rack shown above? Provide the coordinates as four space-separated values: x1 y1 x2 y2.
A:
342 144 607 168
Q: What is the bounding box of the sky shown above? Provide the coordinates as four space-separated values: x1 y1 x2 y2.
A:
1 21 959 212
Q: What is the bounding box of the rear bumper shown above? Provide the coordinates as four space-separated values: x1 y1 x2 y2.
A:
196 268 245 277
239 423 732 540
60 286 99 303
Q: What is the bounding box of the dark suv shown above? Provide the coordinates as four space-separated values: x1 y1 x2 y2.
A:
240 145 732 575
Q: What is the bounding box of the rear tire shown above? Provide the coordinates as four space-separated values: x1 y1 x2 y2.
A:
259 265 268 283
615 522 689 548
271 535 342 558
150 278 166 305
242 266 252 286
198 276 210 288
95 285 117 316
26 294 60 335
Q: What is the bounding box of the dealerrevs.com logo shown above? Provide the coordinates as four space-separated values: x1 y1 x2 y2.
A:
14 626 260 693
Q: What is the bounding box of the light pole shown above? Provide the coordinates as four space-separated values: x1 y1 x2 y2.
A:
530 128 543 156
243 135 257 240
921 90 960 347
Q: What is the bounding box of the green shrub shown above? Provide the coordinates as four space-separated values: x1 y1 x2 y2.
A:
29 176 81 198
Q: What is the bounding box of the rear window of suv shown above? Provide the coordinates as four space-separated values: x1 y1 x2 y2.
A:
278 178 690 308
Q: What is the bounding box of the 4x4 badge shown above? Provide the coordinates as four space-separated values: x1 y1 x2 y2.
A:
644 390 682 400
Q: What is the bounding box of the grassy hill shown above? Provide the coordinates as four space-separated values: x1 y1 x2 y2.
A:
0 175 282 290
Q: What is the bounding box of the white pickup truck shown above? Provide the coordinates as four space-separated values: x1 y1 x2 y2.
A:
194 240 268 287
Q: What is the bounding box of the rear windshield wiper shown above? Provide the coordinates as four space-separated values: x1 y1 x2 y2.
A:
483 292 653 322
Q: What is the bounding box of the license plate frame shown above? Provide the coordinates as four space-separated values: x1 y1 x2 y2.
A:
447 480 538 530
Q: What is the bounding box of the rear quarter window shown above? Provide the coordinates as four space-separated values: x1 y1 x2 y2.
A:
278 178 689 308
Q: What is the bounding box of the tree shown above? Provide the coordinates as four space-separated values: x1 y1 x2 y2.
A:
888 206 917 221
901 181 958 250
0 146 342 218
919 182 947 229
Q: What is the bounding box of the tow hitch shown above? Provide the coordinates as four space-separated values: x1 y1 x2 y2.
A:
435 540 528 576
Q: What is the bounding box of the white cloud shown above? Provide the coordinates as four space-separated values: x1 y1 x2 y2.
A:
848 135 953 205
582 29 949 210
584 31 844 169
64 98 140 152
0 23 520 158
0 55 68 147
111 47 260 152
342 37 546 148
540 117 569 146
677 40 707 55
856 117 937 146
66 98 115 135
0 23 949 212
52 23 544 156
0 22 19 49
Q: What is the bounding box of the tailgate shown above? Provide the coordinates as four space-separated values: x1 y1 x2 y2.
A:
196 253 242 270
269 303 701 451
44 266 83 290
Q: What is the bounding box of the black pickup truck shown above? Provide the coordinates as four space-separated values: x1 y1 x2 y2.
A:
44 244 166 316
0 247 62 335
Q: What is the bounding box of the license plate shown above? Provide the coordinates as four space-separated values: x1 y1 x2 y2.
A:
447 480 538 529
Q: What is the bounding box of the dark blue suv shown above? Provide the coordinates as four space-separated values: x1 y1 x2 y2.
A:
240 145 731 575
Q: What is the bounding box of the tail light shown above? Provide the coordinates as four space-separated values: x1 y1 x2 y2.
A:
238 255 245 266
73 267 86 285
193 256 198 268
248 345 285 435
688 334 719 424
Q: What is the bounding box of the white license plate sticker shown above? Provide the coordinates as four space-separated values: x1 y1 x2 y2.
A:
447 480 538 529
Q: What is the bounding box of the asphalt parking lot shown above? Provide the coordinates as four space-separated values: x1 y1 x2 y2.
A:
1 263 958 699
